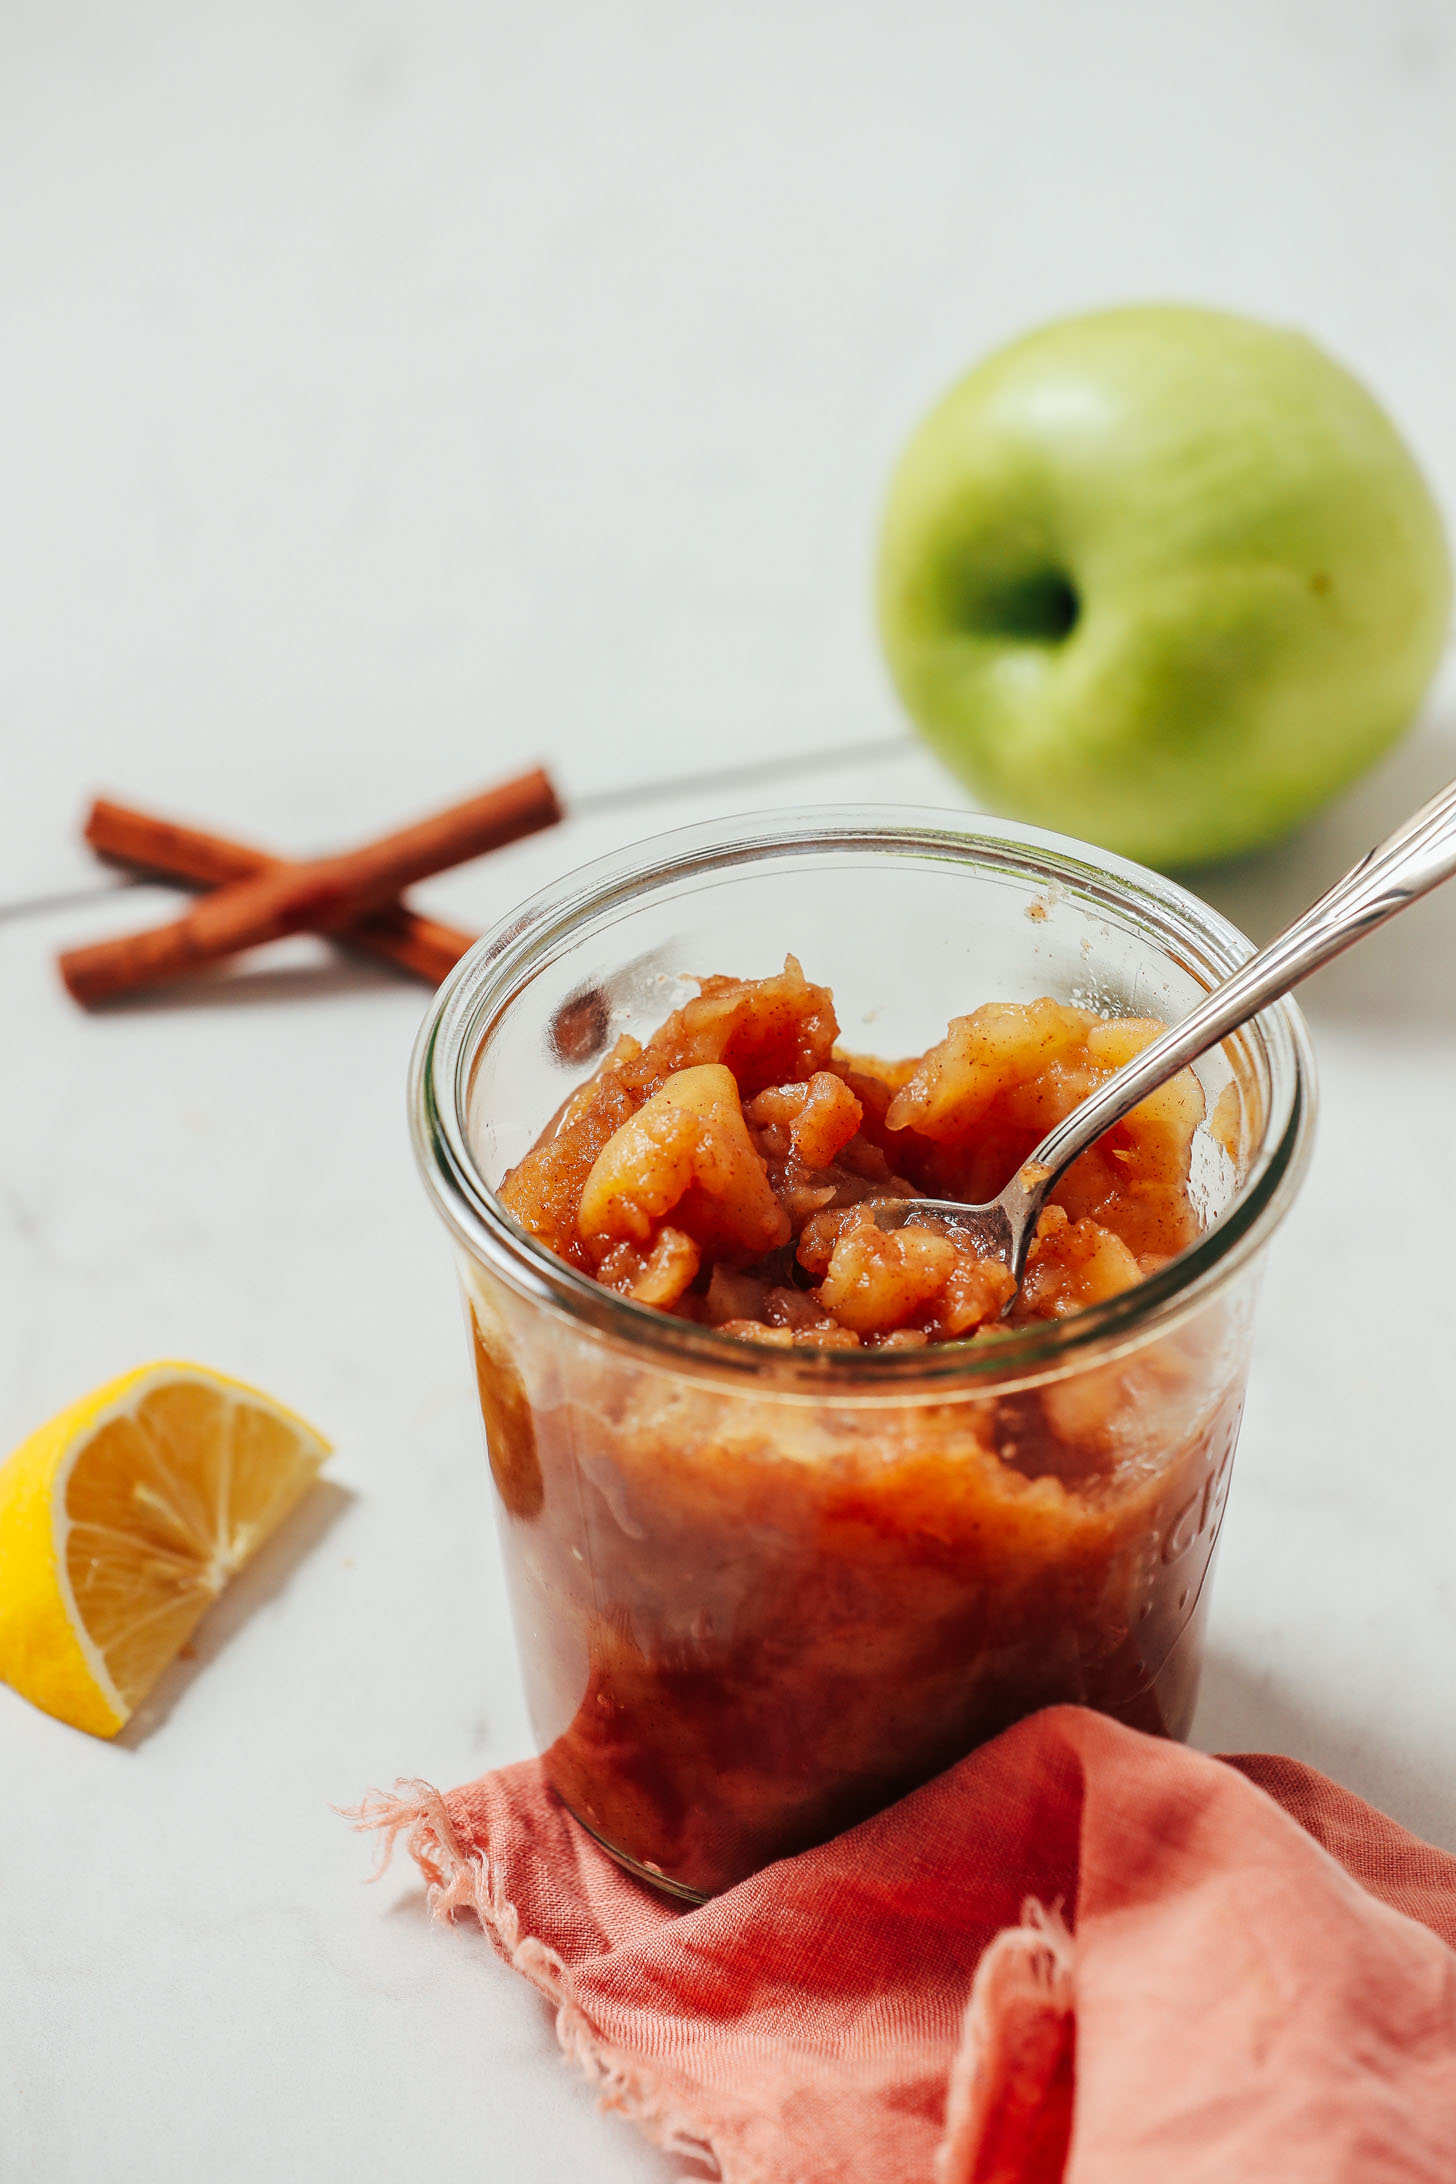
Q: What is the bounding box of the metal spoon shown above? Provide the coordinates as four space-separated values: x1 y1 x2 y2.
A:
873 773 1456 1287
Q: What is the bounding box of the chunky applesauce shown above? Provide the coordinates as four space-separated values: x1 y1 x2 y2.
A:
471 959 1249 1894
502 957 1205 1346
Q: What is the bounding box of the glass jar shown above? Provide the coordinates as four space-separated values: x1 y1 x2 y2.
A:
409 808 1315 1900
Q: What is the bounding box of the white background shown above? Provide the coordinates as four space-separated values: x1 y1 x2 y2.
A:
3 4 1455 2178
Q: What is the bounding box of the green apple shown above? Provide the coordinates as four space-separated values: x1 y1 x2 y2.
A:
877 305 1452 867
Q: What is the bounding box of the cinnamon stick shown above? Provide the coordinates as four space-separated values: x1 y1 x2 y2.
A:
60 767 561 1006
84 798 476 987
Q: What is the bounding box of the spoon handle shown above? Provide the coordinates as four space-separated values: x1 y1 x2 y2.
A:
1026 772 1456 1182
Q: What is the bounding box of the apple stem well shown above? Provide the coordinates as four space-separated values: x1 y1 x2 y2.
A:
957 568 1081 643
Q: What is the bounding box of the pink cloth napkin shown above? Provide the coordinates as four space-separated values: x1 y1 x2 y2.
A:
358 1705 1456 2183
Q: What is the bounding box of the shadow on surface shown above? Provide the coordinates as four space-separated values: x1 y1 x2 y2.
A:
1178 710 1456 1033
88 952 414 1012
382 1881 437 1919
117 1477 356 1746
1193 1650 1456 1853
0 876 142 925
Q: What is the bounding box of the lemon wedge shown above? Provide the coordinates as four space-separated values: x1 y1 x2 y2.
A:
0 1362 330 1737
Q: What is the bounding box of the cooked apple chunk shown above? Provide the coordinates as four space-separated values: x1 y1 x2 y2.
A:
816 1209 1016 1340
578 1064 790 1263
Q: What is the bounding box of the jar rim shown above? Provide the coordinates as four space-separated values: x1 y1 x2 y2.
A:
409 805 1317 1393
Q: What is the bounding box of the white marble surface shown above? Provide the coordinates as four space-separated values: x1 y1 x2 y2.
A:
4 4 1456 2177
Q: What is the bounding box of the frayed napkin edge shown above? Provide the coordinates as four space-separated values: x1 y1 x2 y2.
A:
348 1782 730 2177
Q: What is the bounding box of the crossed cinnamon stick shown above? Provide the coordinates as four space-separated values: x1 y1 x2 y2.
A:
60 768 562 1005
60 734 915 1005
